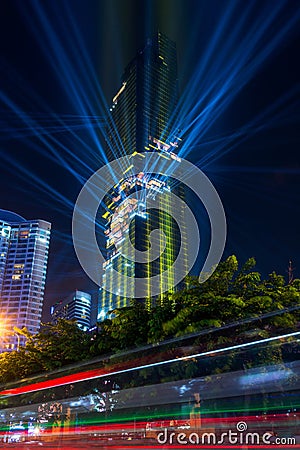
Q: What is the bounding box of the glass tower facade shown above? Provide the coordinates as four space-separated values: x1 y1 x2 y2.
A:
106 32 179 160
50 290 92 331
98 33 187 319
0 210 51 350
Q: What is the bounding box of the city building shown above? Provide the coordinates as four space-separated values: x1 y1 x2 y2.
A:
98 32 188 319
50 290 92 331
0 209 51 351
105 31 179 161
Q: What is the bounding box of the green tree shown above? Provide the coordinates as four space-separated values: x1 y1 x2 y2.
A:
94 300 149 353
0 319 90 382
23 319 90 371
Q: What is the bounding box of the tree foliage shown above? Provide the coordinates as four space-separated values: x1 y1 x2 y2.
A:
1 256 299 383
0 319 90 383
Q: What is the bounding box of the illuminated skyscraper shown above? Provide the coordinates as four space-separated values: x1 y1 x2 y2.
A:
50 290 92 331
98 33 187 319
0 210 51 350
106 32 179 160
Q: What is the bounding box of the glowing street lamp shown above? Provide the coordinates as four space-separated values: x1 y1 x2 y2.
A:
12 327 21 352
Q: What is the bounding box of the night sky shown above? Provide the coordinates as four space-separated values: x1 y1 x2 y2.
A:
0 0 299 322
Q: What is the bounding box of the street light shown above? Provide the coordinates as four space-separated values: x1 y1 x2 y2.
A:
13 327 21 351
13 332 20 351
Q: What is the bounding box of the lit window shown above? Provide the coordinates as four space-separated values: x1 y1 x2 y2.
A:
12 274 22 280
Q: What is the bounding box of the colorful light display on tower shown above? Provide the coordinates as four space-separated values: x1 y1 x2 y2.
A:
98 33 188 318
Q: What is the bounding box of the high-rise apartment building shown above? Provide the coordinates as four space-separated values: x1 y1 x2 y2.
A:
98 32 187 319
50 290 92 331
0 210 51 351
